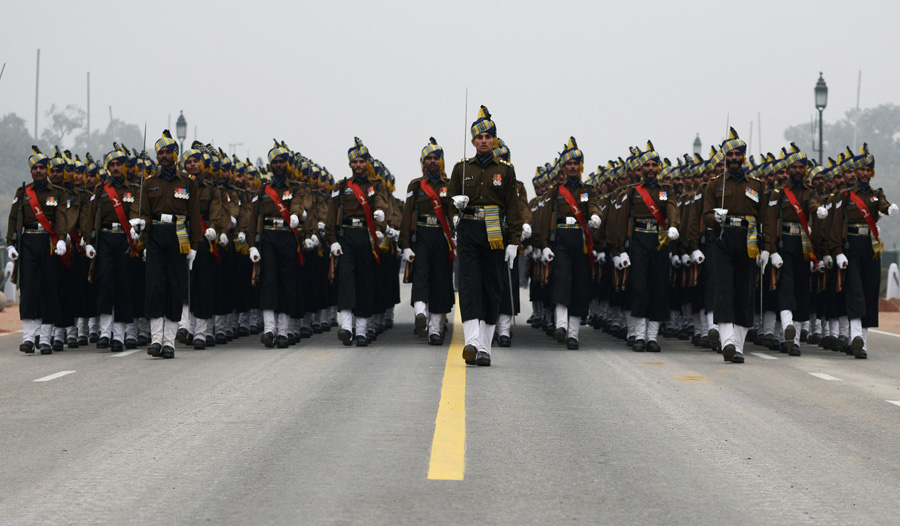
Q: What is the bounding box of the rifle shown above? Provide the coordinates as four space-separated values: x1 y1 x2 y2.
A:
328 253 337 283
250 196 263 286
768 264 778 291
835 267 844 292
403 258 413 284
87 185 103 282
11 182 24 285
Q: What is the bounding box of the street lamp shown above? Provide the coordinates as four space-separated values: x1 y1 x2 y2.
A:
814 73 828 164
692 133 702 156
175 110 187 153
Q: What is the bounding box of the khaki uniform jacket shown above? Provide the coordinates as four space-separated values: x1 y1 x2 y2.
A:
612 181 681 254
763 182 822 254
7 182 77 246
245 181 308 248
83 181 140 235
398 174 451 251
533 181 602 251
447 157 523 242
139 169 203 249
701 172 769 239
324 177 390 247
825 185 892 257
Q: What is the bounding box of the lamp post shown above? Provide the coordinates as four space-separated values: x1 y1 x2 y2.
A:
175 110 187 153
692 133 702 156
814 73 828 164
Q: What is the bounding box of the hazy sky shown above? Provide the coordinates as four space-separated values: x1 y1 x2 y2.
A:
2 0 897 194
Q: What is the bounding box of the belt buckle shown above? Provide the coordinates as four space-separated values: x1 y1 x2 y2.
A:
272 218 284 227
476 209 484 219
427 216 437 225
37 223 45 232
160 213 173 224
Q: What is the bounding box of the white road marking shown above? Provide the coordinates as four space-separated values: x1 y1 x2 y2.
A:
34 371 76 382
751 352 778 360
808 372 842 381
886 401 900 407
869 329 900 338
111 349 141 357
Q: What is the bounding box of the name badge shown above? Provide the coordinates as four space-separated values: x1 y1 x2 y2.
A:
745 187 759 202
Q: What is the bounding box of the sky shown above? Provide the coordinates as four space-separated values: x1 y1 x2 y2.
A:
1 0 898 195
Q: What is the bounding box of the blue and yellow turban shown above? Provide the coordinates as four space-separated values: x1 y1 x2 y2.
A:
181 145 207 167
493 137 511 162
348 137 377 179
721 127 747 154
28 145 50 169
105 146 129 171
854 142 875 171
268 139 291 164
420 137 445 174
154 129 178 154
638 140 661 174
559 136 584 175
471 105 499 147
785 142 808 166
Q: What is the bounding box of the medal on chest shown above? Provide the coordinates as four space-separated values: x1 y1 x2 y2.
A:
580 192 589 202
745 187 759 202
492 173 502 187
45 196 58 207
281 190 292 200
123 192 134 203
174 188 190 199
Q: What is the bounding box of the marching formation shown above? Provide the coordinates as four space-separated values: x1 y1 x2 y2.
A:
7 110 896 365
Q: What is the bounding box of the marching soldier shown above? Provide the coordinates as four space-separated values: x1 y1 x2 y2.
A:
533 138 601 349
325 138 389 347
399 138 456 345
140 130 202 359
448 105 523 366
7 146 75 354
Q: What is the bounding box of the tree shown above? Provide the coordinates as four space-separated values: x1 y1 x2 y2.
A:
71 118 143 157
40 104 85 148
0 113 37 195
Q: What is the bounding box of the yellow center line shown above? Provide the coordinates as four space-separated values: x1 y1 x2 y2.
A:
427 304 466 480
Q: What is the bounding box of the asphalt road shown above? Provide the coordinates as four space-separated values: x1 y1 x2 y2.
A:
2 291 900 525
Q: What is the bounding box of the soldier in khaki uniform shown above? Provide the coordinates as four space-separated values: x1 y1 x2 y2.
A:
325 138 390 347
399 138 456 345
823 144 898 359
533 138 601 349
139 130 203 359
7 146 75 354
448 106 523 366
612 142 680 352
701 129 772 363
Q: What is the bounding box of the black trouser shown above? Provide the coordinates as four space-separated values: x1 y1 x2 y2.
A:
456 219 503 324
549 228 591 317
305 250 328 312
775 235 811 321
145 224 188 321
628 230 670 322
711 227 756 327
96 231 134 322
844 234 881 327
410 225 455 314
259 228 299 314
499 252 520 316
17 232 61 324
58 251 82 327
190 242 217 319
336 227 377 317
213 247 233 317
701 231 716 312
131 258 146 318
233 251 253 312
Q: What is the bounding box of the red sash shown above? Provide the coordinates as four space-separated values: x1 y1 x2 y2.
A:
102 183 140 256
847 190 881 243
557 184 595 268
633 183 668 228
419 178 456 263
25 185 69 267
346 179 381 265
263 184 305 266
782 187 818 265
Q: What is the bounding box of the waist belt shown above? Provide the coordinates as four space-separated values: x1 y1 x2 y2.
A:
152 213 185 225
101 222 126 233
22 222 50 234
417 214 439 226
782 222 803 235
461 206 486 220
848 223 871 236
723 215 752 228
633 218 660 233
263 216 291 231
556 222 583 229
342 217 368 228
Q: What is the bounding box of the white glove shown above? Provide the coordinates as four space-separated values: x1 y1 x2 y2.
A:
129 217 146 233
889 203 899 217
671 255 681 268
588 214 601 229
816 206 828 220
714 208 728 225
667 227 680 241
317 221 325 232
836 253 848 269
204 227 217 241
505 244 518 269
823 255 833 269
756 250 769 269
453 216 459 227
598 252 607 264
816 260 825 273
619 252 631 268
304 237 316 250
376 230 385 242
290 214 300 229
524 245 533 257
613 255 622 269
56 239 67 256
219 233 229 247
130 227 139 240
7 246 18 261
301 210 308 222
330 242 342 256
373 210 385 222
451 195 469 210
84 244 96 259
770 252 784 268
681 253 691 266
186 249 197 270
237 232 246 243
542 247 555 262
386 226 399 240
142 249 146 262
309 234 319 247
691 249 705 265
402 248 415 262
521 223 532 240
231 216 237 228
79 236 86 248
565 216 577 225
249 247 261 262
